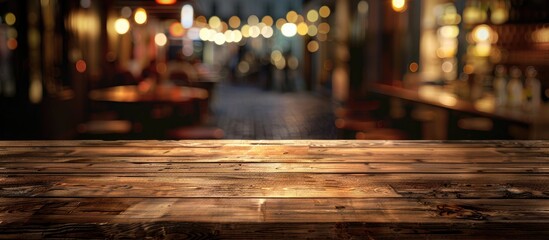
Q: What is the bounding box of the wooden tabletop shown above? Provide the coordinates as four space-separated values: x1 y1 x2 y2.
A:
89 85 208 103
1 140 548 239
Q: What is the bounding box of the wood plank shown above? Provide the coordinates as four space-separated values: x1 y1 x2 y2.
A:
1 155 548 164
1 162 549 174
1 174 548 198
2 198 548 224
1 140 548 148
0 222 548 239
2 146 547 159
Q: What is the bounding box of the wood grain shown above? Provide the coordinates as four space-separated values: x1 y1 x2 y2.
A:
0 140 548 239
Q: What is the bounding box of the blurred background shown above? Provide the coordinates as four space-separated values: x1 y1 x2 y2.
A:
1 0 548 140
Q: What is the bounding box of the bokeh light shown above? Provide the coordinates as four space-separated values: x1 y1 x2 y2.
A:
76 60 87 73
286 11 298 23
169 22 184 37
199 28 213 41
318 23 330 34
307 10 319 22
472 24 492 42
181 4 194 28
121 7 132 18
248 15 259 25
297 22 309 36
209 16 221 29
288 56 299 70
5 13 16 26
308 25 318 36
229 16 241 29
392 0 407 12
271 50 283 64
307 40 320 52
261 26 274 38
114 18 130 34
233 30 243 42
319 6 331 18
195 16 207 25
134 8 147 25
262 16 274 26
276 18 287 29
358 1 369 14
409 62 419 73
156 0 176 4
225 30 235 43
281 23 297 37
317 33 328 41
249 25 261 38
7 38 17 50
214 32 226 45
241 25 251 38
238 61 250 73
154 33 168 46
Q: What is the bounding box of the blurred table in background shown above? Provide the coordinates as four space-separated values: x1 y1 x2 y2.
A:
368 83 549 139
89 84 208 103
84 84 210 139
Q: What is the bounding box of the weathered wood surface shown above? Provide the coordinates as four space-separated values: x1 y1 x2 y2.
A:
0 140 548 239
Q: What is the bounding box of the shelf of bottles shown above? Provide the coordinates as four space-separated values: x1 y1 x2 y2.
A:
456 0 548 111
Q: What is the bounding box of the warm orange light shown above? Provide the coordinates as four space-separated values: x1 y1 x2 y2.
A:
275 18 286 29
195 16 207 25
7 38 17 50
134 8 147 24
472 24 492 43
318 23 330 34
169 22 184 37
392 0 407 12
319 6 331 18
156 0 176 5
307 40 320 52
76 60 87 73
297 22 308 36
409 62 419 73
229 16 241 29
286 11 298 23
262 16 273 27
5 13 16 26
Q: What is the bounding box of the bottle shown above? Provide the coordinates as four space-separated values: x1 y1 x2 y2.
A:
507 66 523 108
524 66 541 110
493 65 507 107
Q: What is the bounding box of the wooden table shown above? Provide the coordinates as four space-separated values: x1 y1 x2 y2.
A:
368 83 549 139
88 85 211 137
1 140 548 239
89 85 208 103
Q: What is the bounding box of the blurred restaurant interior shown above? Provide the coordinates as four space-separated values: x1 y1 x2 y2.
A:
1 0 549 140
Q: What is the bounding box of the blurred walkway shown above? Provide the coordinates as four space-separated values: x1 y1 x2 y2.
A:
211 84 337 139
